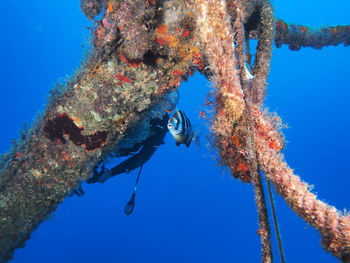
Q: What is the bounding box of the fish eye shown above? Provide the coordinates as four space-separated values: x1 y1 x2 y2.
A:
169 118 177 125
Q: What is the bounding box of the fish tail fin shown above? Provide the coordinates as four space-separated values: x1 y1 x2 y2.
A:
193 129 201 149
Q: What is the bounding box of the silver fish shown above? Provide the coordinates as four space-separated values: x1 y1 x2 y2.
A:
167 110 199 148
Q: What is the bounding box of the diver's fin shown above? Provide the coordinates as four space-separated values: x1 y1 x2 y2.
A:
124 165 143 216
124 192 136 216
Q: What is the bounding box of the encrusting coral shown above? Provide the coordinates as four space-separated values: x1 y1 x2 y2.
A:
0 0 349 262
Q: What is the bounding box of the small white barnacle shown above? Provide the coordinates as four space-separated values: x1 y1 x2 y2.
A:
90 110 102 122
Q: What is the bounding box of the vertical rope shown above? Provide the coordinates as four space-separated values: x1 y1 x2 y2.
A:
195 0 245 133
249 0 274 105
232 1 272 261
267 180 286 263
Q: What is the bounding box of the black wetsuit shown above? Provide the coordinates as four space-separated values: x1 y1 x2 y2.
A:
88 114 169 183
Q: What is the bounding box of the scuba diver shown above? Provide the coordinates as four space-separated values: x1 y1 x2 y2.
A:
77 91 199 215
87 112 170 215
88 113 169 183
83 90 178 215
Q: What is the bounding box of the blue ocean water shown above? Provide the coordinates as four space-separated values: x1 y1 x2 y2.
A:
0 0 349 262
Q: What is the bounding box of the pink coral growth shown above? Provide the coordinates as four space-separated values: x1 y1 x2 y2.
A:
195 0 350 261
254 126 350 260
80 0 103 20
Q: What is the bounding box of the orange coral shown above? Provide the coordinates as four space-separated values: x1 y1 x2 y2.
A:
232 135 240 148
106 2 113 13
156 24 177 47
236 161 248 173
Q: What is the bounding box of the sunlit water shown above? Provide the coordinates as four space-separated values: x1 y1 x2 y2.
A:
0 0 349 262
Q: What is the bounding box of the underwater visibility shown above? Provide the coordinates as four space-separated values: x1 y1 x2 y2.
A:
0 0 350 262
